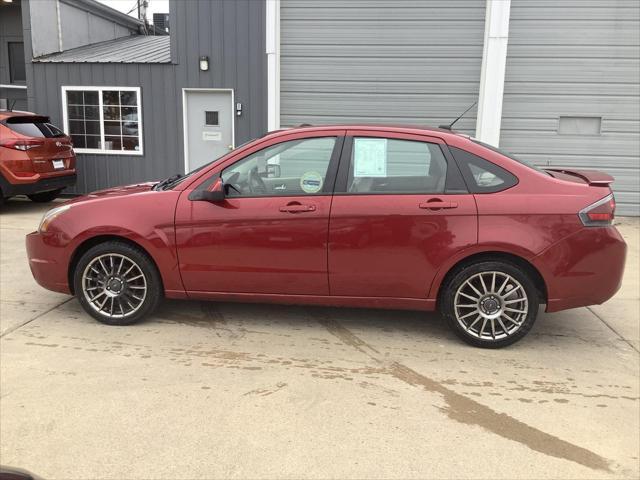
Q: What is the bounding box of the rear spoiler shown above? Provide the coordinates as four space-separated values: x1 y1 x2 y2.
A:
545 168 614 186
5 115 50 124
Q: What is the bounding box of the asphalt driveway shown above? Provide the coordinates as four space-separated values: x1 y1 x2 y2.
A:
1 198 638 479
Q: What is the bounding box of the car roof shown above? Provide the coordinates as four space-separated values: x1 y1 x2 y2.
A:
266 124 471 142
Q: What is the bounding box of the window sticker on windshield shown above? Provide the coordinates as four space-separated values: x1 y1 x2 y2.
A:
353 138 387 177
300 171 323 193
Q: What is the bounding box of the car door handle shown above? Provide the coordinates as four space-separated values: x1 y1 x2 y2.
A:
419 201 458 210
279 204 316 213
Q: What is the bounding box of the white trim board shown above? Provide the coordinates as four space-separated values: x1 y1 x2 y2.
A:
475 0 511 147
266 0 280 131
60 85 144 156
181 88 235 173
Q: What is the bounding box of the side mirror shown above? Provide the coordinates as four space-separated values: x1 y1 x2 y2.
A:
266 163 281 178
189 177 226 202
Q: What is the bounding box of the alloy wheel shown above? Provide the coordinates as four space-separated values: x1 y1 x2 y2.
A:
82 253 147 318
453 271 529 341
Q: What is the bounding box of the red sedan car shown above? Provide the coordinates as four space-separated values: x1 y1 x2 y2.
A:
26 125 626 347
0 111 76 204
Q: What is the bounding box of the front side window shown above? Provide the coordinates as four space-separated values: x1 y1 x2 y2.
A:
347 137 447 194
221 137 337 197
62 87 143 154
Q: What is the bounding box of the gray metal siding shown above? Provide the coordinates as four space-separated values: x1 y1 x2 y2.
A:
280 0 485 134
22 0 267 194
0 1 27 110
501 0 640 216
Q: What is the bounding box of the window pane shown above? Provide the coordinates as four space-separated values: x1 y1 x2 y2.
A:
348 138 447 194
69 120 85 135
121 107 138 121
71 135 86 149
103 91 119 105
122 121 138 136
221 137 336 197
84 106 99 120
8 42 26 83
67 91 84 105
120 91 137 106
104 136 122 150
68 105 84 120
84 120 100 135
122 137 140 151
84 91 99 105
104 121 121 136
85 135 101 149
103 106 121 120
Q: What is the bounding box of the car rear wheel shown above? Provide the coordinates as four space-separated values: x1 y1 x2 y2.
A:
73 241 162 325
27 189 63 203
440 260 539 348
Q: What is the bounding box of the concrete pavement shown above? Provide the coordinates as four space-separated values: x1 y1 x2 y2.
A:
1 197 638 479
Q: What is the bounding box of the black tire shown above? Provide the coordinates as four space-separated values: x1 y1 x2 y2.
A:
73 241 162 325
439 260 539 348
27 189 63 203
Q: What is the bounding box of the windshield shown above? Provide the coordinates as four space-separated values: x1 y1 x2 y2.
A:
471 139 547 174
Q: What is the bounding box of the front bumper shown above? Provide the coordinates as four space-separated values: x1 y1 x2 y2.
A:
25 231 72 294
1 172 76 197
533 226 627 312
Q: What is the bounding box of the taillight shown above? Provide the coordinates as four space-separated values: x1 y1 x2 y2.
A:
0 139 45 151
579 193 615 227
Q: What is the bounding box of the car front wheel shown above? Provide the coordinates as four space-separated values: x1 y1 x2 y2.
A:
73 241 162 325
440 260 539 348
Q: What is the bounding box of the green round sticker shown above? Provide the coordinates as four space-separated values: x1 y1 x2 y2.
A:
300 171 323 194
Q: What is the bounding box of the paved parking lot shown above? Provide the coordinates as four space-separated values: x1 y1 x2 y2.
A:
1 198 639 480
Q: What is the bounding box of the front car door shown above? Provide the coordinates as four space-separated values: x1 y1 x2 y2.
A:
175 131 345 295
328 130 477 299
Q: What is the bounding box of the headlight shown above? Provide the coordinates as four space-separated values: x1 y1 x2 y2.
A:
38 204 72 233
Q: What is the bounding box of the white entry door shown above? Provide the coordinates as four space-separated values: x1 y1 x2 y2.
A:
183 89 234 171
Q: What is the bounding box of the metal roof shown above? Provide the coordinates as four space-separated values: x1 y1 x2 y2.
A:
33 36 171 64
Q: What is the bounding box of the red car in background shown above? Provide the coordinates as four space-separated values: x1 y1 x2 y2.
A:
0 110 76 204
25 125 626 348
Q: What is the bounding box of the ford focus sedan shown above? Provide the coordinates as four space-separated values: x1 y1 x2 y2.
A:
26 125 626 348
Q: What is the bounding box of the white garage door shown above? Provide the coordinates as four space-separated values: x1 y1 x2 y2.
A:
501 0 640 216
280 0 486 135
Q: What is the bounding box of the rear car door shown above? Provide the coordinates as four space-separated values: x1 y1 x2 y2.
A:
328 130 477 299
175 131 345 295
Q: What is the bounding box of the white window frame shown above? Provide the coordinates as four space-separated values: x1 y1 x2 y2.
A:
61 86 144 156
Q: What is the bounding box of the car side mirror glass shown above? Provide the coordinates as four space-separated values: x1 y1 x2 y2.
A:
189 177 225 202
266 163 281 178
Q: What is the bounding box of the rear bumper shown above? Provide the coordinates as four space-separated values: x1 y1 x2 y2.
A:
25 231 72 294
532 226 627 312
1 172 76 197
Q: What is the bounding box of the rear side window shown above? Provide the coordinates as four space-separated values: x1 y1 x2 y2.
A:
450 146 518 193
347 137 448 194
5 117 65 138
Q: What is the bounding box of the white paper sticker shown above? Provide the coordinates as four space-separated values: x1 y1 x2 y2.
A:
202 131 222 141
353 138 387 177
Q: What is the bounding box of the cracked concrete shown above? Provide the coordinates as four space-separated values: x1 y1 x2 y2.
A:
1 198 639 479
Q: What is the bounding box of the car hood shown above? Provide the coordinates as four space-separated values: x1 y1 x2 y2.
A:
62 182 157 206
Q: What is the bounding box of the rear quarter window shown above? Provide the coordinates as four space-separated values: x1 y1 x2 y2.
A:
449 146 518 193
